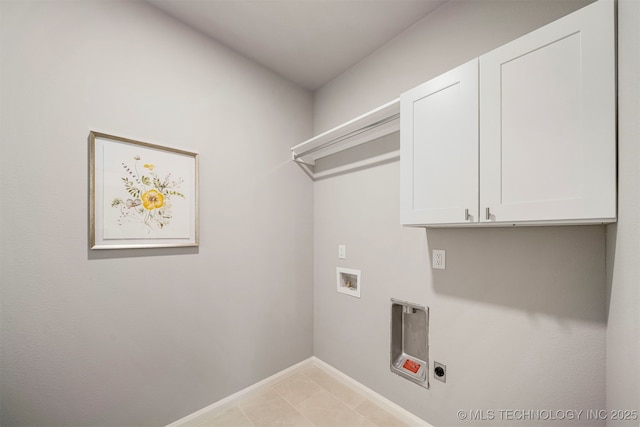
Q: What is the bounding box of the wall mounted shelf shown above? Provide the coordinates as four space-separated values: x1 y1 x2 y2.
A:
291 98 400 166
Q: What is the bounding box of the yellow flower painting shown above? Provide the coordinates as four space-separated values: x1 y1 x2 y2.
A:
90 131 198 249
141 189 165 210
111 155 185 232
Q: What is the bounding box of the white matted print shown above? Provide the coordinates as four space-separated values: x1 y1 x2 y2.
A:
90 131 198 249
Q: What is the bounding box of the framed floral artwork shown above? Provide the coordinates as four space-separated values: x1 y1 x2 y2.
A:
89 131 199 249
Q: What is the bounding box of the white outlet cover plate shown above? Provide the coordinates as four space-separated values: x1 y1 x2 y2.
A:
338 245 346 259
432 249 446 270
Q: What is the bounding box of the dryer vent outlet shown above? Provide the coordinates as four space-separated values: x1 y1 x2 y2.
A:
390 299 429 388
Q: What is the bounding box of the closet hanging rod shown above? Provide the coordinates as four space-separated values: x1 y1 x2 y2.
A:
293 113 400 161
291 98 400 166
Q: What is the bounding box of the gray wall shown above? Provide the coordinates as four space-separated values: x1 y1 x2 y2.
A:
314 0 595 135
0 1 314 425
313 1 616 426
606 0 640 423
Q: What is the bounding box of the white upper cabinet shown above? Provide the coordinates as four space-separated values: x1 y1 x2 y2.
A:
479 0 616 225
401 0 616 227
400 59 479 225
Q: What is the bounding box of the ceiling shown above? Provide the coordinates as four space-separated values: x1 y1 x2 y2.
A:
146 0 447 91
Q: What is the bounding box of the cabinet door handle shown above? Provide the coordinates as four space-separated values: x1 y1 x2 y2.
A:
485 207 491 220
465 208 470 221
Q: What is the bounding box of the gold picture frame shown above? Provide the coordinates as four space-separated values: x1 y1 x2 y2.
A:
89 131 199 249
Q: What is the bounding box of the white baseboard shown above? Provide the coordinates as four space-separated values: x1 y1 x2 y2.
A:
166 356 433 427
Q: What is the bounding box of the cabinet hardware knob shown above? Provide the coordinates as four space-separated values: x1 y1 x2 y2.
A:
465 208 470 221
486 207 491 220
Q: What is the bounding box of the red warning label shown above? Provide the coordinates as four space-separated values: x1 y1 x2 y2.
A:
403 359 421 374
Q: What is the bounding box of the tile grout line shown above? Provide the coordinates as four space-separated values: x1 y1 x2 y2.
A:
305 365 368 409
271 377 315 409
274 369 370 426
235 404 256 427
305 362 401 427
300 366 377 426
312 358 425 426
270 383 320 427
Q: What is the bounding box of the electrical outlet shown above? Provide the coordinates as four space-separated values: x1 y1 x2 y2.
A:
338 245 346 259
434 361 446 383
432 250 446 270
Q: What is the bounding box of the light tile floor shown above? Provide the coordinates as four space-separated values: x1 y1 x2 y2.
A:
196 365 409 427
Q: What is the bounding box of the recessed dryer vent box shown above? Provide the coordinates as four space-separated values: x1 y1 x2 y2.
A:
390 299 429 388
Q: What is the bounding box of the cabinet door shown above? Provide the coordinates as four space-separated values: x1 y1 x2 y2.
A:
400 59 479 225
479 0 616 224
